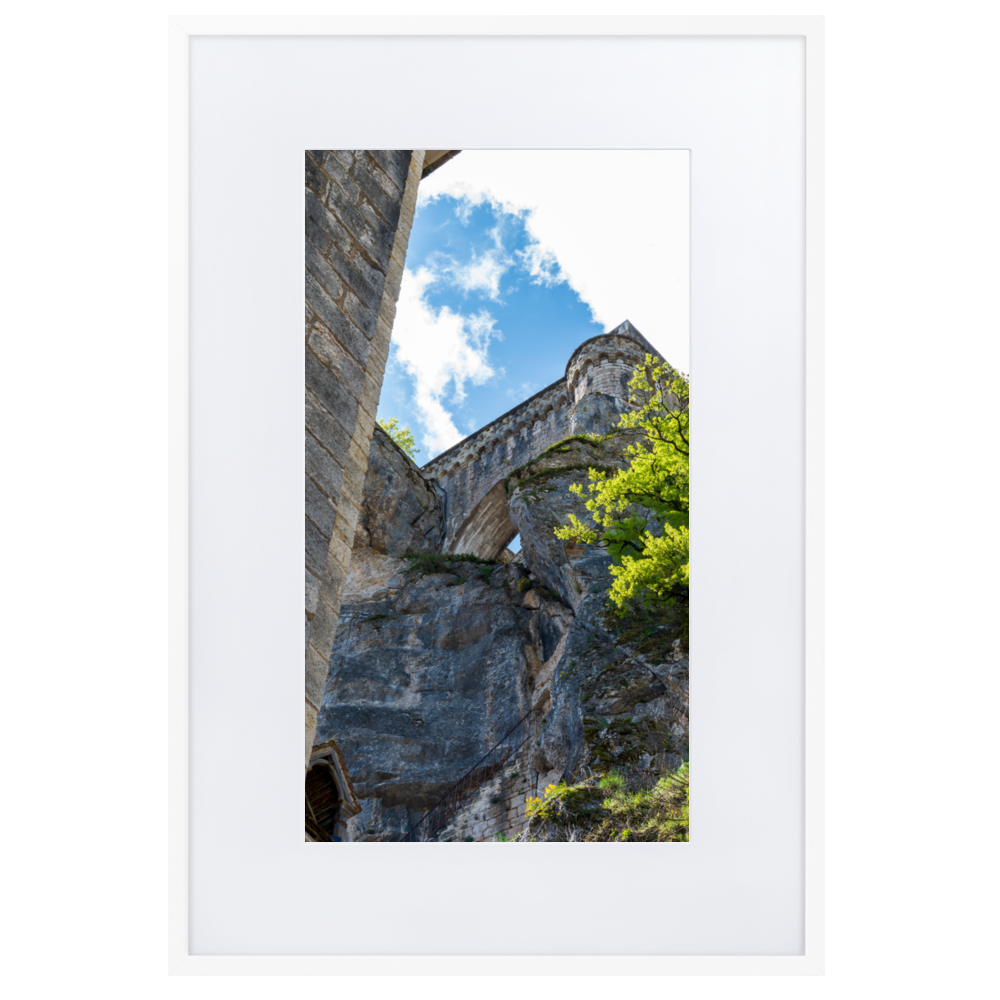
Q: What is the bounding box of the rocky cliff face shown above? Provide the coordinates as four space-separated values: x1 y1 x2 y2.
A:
506 435 689 803
354 424 447 557
316 401 688 841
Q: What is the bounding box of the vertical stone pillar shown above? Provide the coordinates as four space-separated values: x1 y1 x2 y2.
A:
304 150 426 764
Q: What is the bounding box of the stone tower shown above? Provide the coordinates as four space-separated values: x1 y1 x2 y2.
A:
419 320 663 561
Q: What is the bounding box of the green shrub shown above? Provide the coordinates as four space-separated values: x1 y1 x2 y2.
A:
402 552 497 577
524 764 689 842
378 417 419 459
554 358 689 618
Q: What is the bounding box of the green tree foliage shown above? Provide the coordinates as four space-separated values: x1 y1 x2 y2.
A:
554 356 689 614
378 417 419 460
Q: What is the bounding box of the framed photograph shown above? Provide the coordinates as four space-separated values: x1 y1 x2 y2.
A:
170 16 823 974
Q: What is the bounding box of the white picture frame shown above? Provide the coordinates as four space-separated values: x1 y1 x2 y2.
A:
168 15 825 976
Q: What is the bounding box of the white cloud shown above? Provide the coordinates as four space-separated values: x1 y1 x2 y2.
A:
390 266 502 456
418 151 690 371
427 217 514 301
449 249 509 301
514 242 562 286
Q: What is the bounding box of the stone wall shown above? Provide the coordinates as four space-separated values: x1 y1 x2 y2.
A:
304 149 425 764
423 380 573 558
434 739 539 842
420 321 660 561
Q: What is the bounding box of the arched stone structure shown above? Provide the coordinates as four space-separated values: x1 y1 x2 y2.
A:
421 320 661 558
449 481 517 559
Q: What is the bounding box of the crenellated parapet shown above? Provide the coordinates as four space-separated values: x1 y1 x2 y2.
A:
564 319 660 405
421 378 573 484
419 320 664 559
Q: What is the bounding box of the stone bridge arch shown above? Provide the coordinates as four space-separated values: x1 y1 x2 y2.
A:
449 481 517 559
421 321 660 559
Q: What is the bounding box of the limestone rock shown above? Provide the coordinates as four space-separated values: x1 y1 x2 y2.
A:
504 436 627 610
317 391 687 841
354 424 446 555
317 559 557 840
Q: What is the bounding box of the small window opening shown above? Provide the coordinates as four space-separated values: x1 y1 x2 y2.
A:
305 764 342 841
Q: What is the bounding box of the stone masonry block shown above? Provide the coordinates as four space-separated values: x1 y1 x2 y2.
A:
325 524 355 576
341 287 379 340
305 567 322 616
305 641 333 709
305 699 320 766
324 172 392 252
305 514 332 578
362 151 404 201
307 326 367 402
304 151 330 201
395 214 417 246
389 239 409 273
305 190 353 260
368 149 411 194
320 149 359 185
376 293 398 332
305 430 346 503
305 388 354 464
380 299 400 337
308 591 344 654
389 235 409 270
355 407 375 440
331 494 361 544
306 197 387 313
306 350 361 439
366 331 391 378
384 272 404 308
342 249 393 322
305 238 345 305
351 163 404 229
374 314 394 349
355 198 399 262
305 270 373 369
305 474 337 538
337 463 365 515
402 149 424 190
318 549 348 597
346 434 374 477
358 372 386 422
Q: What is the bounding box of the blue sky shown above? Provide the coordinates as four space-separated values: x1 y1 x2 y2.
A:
377 195 604 459
376 151 689 464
